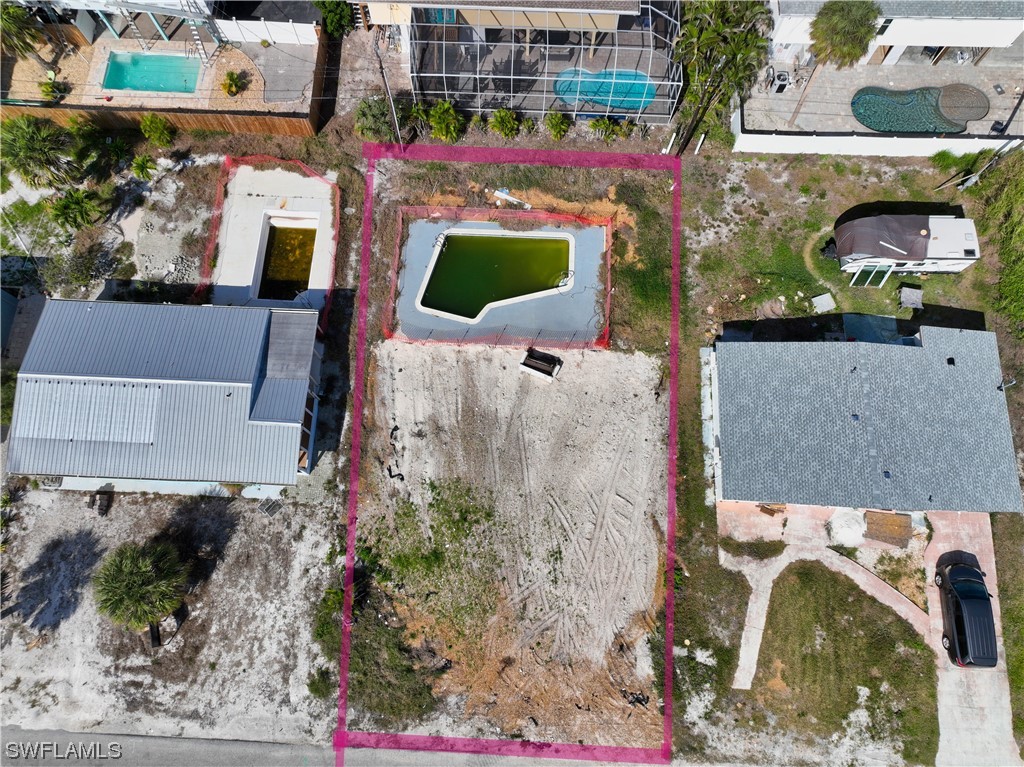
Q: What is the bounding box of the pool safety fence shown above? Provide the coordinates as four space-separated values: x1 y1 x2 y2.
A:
383 206 612 349
196 154 341 334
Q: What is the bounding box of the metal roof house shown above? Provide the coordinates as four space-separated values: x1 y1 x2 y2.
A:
831 214 981 286
5 300 322 492
701 324 1023 514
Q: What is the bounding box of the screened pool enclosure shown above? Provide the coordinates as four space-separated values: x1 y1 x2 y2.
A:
408 1 684 124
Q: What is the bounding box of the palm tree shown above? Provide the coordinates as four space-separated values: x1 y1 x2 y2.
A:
49 188 101 230
0 4 49 70
132 154 157 181
673 0 772 155
93 542 188 632
1 116 80 188
810 0 881 69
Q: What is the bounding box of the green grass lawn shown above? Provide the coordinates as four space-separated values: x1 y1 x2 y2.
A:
753 561 938 765
991 513 1024 754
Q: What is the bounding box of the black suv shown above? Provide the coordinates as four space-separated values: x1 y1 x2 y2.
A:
934 558 998 668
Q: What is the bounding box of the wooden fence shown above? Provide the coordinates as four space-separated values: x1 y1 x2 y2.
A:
0 101 317 136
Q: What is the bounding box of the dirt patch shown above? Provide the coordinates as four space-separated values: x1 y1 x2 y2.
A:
354 342 668 747
1 490 336 742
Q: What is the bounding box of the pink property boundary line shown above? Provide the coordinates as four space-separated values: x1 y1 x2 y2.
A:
383 205 613 347
336 142 681 767
195 154 342 334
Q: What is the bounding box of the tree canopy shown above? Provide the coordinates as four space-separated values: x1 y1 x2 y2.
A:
673 0 773 154
810 0 881 68
93 542 188 631
0 4 48 69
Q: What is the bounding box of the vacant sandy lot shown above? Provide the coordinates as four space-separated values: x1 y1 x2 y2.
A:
1 490 335 743
357 342 668 746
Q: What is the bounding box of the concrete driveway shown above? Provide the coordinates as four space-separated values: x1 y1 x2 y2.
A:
925 512 1022 767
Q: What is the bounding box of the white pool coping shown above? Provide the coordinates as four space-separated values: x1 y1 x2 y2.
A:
211 166 335 310
413 228 575 325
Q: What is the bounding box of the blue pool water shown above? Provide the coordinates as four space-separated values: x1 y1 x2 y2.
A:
554 69 655 112
103 52 200 93
851 86 964 134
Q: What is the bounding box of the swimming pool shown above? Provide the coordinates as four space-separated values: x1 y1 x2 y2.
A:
103 52 200 93
554 69 655 112
850 86 987 134
416 229 574 323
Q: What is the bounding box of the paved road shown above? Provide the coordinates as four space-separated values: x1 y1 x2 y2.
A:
1 728 670 767
2 726 332 767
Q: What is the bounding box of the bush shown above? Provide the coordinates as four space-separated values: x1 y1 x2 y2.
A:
38 79 70 101
590 116 620 143
354 96 397 142
307 666 335 699
313 585 345 657
977 151 1024 336
220 70 246 97
428 100 465 144
1 366 16 427
544 111 571 141
468 114 487 133
490 108 520 140
521 117 536 134
131 154 156 181
140 113 175 148
719 536 786 559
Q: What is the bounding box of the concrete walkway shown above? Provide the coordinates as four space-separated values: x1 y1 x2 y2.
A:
724 544 929 690
925 512 1022 767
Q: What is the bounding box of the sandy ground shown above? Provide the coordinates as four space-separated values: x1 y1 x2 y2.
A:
0 489 336 744
357 342 668 746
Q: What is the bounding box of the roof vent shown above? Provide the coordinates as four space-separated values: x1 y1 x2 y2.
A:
851 414 860 422
947 357 955 366
883 470 892 479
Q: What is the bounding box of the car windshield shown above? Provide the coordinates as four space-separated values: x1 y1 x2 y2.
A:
953 577 989 600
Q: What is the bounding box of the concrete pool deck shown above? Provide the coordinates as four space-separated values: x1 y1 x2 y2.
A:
210 164 336 311
389 209 609 346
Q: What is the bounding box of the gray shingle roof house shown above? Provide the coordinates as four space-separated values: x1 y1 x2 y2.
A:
6 300 321 487
705 325 1022 513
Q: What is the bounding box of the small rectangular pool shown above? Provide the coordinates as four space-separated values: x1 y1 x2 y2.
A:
103 52 200 93
258 220 317 300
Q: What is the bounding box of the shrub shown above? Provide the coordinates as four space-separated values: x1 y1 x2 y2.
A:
521 117 536 134
354 96 397 142
140 113 175 148
313 585 345 657
468 114 487 133
490 108 520 140
719 536 786 559
590 116 620 143
428 100 465 144
131 154 156 181
220 70 246 97
38 79 70 101
307 666 336 699
544 111 572 141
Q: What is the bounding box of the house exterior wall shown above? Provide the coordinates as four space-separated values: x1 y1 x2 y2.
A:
839 256 977 274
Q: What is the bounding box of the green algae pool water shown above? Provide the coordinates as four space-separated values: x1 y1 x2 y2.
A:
419 233 570 321
259 225 316 300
